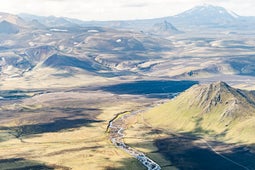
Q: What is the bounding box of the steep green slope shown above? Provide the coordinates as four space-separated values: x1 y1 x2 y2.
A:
144 81 255 143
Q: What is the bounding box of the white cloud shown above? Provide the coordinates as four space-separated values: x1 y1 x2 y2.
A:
0 0 254 20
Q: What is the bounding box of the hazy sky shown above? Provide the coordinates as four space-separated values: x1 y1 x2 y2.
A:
0 0 254 21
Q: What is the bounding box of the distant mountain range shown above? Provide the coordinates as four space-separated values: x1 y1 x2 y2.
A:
19 13 79 28
1 4 255 84
96 4 250 30
0 4 254 36
11 4 254 33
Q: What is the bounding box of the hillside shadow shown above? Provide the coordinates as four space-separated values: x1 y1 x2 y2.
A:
154 133 255 170
0 102 102 142
99 80 198 98
43 54 99 72
1 118 102 139
0 90 40 100
0 158 55 170
121 127 255 170
18 107 99 117
228 57 255 76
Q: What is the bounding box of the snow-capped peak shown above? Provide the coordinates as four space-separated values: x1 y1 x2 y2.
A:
176 4 239 20
172 4 241 27
226 9 239 18
116 39 122 43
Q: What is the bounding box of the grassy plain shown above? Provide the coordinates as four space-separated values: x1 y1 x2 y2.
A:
0 89 157 170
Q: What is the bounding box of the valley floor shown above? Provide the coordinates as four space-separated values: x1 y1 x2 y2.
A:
0 87 157 170
1 80 255 170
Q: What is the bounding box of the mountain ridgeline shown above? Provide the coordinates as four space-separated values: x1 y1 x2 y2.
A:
144 82 255 143
186 81 255 117
18 4 255 31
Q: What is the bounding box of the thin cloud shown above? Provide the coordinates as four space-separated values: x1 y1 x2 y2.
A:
122 3 149 8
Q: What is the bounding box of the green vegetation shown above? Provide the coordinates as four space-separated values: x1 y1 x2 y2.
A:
144 81 255 143
0 89 159 169
105 158 146 170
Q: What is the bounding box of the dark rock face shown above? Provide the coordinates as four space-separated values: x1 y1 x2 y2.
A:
187 81 255 120
0 20 19 34
152 20 181 34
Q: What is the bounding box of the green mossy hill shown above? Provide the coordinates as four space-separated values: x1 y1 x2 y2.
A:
144 81 255 143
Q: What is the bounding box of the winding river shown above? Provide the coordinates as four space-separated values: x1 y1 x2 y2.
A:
107 110 161 170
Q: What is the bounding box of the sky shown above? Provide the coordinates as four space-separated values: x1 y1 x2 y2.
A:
0 0 254 21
